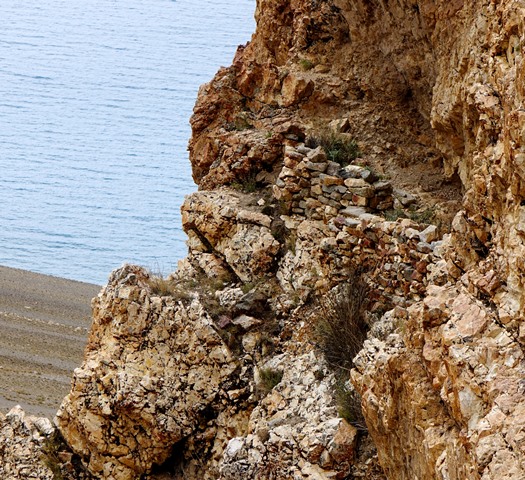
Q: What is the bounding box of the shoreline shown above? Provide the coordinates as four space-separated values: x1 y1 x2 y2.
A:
0 265 100 417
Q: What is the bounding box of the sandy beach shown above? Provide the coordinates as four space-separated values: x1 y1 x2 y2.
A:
0 266 100 418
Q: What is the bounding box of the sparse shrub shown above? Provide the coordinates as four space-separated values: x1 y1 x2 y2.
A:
407 206 437 225
215 323 244 356
314 274 369 371
241 282 255 294
147 274 194 302
383 208 408 222
41 432 65 480
285 231 297 255
225 114 253 132
270 216 288 244
41 430 88 480
148 275 176 296
334 376 367 431
306 128 360 167
257 367 283 395
231 172 258 193
299 58 315 70
312 273 370 431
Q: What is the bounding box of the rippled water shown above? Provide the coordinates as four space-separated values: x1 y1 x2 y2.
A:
0 0 255 285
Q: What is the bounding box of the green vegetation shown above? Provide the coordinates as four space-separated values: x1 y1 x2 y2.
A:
306 128 360 167
314 276 369 371
41 434 64 480
41 430 91 480
383 208 407 222
407 206 437 225
299 58 315 70
383 205 437 225
334 377 368 431
257 367 284 394
312 273 369 430
230 172 258 193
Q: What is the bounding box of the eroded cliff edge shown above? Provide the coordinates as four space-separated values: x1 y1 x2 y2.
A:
5 1 525 479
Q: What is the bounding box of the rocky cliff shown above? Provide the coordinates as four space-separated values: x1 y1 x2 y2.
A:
5 0 525 479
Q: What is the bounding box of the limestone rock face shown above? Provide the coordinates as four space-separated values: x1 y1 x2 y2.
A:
181 190 279 283
0 406 54 480
219 352 359 480
353 259 525 479
15 0 525 479
56 265 243 479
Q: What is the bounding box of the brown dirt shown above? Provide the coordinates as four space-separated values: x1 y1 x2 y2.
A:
0 266 100 418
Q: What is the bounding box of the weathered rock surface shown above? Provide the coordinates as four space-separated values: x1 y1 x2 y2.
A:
181 190 279 283
56 265 244 479
3 0 525 479
219 352 357 480
0 406 54 480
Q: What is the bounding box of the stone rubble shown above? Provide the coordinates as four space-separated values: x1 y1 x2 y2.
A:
0 406 54 480
219 352 357 480
2 0 525 479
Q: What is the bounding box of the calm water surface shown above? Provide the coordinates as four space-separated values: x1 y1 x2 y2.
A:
0 0 255 284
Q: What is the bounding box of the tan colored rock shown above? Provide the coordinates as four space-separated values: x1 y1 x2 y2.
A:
46 1 525 479
57 265 242 479
219 352 357 479
280 73 314 107
0 406 54 480
182 190 280 282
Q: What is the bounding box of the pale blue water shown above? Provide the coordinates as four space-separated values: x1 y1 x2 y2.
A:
0 0 255 285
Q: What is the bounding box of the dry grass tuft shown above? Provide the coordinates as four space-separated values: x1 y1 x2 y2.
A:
306 128 360 167
314 275 369 371
257 367 284 395
312 273 370 431
147 274 194 302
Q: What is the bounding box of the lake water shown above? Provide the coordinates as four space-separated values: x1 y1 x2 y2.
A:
0 0 256 285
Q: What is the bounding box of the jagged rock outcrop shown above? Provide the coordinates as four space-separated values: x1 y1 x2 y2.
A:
56 265 247 479
186 0 525 478
0 406 54 480
219 352 358 480
3 0 522 479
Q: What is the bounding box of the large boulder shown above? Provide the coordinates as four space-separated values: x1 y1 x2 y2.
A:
57 265 242 479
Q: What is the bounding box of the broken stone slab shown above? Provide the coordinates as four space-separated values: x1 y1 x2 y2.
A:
322 184 347 195
284 145 304 160
232 314 262 330
360 168 379 183
296 145 312 155
320 237 338 251
340 206 368 218
344 177 369 188
299 159 328 173
351 194 370 206
329 117 351 133
279 166 296 178
236 210 272 228
340 165 378 183
417 242 433 253
347 185 375 198
419 225 439 243
340 164 366 179
306 146 327 163
394 188 418 207
320 174 345 187
373 181 393 194
326 161 340 176
405 228 421 240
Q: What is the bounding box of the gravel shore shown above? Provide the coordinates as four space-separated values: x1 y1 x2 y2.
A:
0 266 100 418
